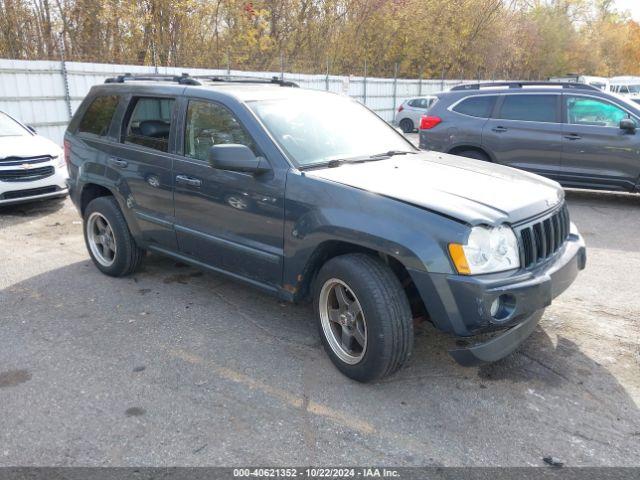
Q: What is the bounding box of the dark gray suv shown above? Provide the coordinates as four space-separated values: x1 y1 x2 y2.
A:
65 74 586 382
419 82 640 193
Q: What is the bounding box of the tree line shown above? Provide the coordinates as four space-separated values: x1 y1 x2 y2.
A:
1 0 639 79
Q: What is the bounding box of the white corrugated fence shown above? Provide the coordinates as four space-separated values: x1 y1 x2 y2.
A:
0 58 465 145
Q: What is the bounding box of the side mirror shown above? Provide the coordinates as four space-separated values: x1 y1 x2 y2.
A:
27 125 37 134
208 144 269 174
620 118 636 133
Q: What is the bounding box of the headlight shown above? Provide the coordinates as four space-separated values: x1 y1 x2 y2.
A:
449 225 520 275
53 155 66 169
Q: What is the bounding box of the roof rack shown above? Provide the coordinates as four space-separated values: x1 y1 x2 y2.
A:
450 81 600 92
104 72 299 87
195 75 299 87
105 73 201 85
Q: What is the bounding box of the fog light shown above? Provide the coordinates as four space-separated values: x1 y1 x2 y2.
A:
489 294 516 322
490 298 501 317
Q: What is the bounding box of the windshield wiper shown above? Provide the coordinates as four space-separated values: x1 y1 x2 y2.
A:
369 150 417 158
300 150 417 170
326 150 417 168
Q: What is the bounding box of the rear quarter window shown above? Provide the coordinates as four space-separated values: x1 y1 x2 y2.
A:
78 95 120 136
452 96 496 118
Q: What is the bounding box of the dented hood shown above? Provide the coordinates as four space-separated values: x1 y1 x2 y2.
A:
305 151 564 225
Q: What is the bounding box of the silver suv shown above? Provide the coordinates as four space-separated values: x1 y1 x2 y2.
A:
419 81 640 193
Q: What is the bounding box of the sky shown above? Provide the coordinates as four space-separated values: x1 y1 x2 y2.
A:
614 0 640 21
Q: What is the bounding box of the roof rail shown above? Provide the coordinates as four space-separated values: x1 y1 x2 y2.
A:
450 81 600 92
195 75 299 87
104 72 201 85
104 72 299 88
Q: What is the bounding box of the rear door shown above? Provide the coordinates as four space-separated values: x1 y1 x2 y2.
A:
482 93 563 178
561 94 640 191
172 97 285 287
108 95 178 249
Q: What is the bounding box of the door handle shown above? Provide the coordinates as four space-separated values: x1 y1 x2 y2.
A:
492 126 508 133
564 134 582 140
108 157 128 168
175 174 202 188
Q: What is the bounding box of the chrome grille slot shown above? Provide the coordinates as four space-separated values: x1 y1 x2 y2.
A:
517 204 570 269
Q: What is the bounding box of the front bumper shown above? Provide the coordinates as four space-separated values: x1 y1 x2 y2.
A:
0 164 68 206
409 228 586 365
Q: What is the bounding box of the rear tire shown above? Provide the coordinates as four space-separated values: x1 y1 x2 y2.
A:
83 196 144 277
399 118 414 133
455 149 491 162
313 253 413 382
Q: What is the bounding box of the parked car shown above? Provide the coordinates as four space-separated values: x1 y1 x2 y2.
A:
0 111 68 206
549 75 609 91
65 74 586 382
394 96 437 133
419 81 640 193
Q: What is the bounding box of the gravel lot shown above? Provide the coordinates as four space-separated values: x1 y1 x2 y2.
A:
0 156 639 466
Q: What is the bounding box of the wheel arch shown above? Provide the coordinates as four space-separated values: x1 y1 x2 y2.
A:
80 183 114 215
447 144 494 162
293 240 429 321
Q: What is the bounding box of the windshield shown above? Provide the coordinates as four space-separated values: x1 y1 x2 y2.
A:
249 95 414 167
0 112 29 137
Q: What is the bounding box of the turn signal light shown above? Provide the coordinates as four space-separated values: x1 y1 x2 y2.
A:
398 105 404 113
448 243 471 275
419 115 442 130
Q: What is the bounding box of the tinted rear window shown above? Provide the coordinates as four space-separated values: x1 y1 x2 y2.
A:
124 97 175 152
452 96 496 118
497 95 557 123
78 95 119 136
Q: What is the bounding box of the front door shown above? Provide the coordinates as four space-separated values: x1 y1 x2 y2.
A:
482 93 563 179
172 99 285 287
561 95 640 191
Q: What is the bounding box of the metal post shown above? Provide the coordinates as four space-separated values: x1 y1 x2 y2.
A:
226 50 231 77
418 72 423 96
280 52 284 81
58 34 72 120
441 67 445 92
392 62 398 114
363 59 367 105
325 57 329 91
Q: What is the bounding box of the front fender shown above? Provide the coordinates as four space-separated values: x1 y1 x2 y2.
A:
283 171 468 294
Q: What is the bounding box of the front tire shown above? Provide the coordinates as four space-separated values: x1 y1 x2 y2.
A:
83 196 144 277
313 253 413 382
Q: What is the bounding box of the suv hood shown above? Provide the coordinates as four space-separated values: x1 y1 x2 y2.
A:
0 135 62 160
305 151 564 225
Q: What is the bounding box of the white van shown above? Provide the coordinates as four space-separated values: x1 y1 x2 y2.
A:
549 75 610 91
609 76 640 104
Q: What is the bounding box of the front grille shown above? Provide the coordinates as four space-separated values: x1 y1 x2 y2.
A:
0 155 52 166
0 166 55 182
2 186 58 200
516 204 570 268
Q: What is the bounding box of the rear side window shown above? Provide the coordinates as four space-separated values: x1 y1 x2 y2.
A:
408 98 431 109
497 95 558 123
78 95 119 136
452 96 496 118
124 97 175 152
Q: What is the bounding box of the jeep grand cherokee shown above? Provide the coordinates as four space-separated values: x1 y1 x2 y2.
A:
65 74 586 382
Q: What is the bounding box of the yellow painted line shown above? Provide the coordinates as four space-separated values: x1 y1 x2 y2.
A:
169 348 375 435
